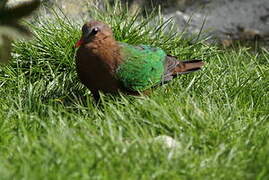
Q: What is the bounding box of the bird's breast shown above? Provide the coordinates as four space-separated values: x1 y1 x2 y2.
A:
76 46 122 93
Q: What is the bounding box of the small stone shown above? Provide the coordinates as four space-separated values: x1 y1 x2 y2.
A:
153 135 181 149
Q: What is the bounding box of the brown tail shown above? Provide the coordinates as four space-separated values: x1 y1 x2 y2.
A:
173 60 204 75
163 56 205 83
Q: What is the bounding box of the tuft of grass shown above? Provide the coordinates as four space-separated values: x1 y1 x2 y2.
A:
0 1 269 179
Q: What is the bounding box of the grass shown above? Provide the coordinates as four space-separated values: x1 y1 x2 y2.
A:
0 1 269 179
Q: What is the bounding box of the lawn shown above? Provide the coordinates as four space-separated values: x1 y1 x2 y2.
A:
0 2 269 180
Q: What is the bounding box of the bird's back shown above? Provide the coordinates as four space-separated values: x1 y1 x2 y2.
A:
116 43 167 91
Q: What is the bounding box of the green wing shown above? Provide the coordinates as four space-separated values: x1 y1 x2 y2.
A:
116 43 166 91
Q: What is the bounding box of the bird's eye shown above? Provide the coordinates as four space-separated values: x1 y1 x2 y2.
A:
82 25 88 33
91 27 99 35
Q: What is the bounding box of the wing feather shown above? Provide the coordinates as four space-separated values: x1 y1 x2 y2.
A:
116 43 166 91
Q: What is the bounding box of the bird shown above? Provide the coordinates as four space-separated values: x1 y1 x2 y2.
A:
75 21 204 102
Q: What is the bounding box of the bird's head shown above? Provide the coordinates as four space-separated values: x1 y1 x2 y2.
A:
75 21 113 48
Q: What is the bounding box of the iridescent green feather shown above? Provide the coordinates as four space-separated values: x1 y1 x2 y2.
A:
116 43 166 91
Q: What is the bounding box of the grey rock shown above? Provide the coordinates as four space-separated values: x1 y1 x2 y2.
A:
166 0 269 41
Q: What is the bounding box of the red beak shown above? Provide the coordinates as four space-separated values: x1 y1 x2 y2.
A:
75 39 84 48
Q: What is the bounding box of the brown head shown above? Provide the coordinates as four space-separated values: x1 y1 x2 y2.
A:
75 21 114 48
